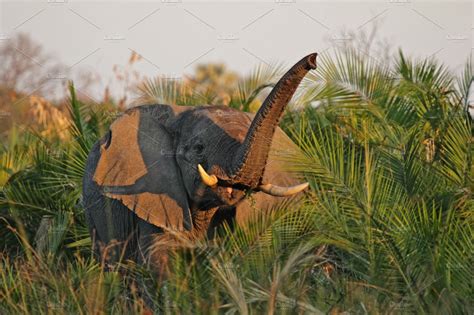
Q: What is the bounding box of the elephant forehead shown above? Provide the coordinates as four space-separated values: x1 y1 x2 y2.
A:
195 107 252 142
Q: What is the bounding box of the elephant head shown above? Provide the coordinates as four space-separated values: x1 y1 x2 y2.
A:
89 53 317 233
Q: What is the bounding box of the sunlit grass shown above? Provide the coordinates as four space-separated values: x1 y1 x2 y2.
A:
0 48 472 314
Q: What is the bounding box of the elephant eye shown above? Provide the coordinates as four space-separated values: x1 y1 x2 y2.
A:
194 144 204 155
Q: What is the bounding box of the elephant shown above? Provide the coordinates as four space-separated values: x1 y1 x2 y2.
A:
82 53 317 271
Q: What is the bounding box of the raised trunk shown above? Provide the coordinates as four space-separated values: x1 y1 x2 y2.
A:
230 53 317 187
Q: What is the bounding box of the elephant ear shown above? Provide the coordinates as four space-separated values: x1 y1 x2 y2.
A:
93 105 193 231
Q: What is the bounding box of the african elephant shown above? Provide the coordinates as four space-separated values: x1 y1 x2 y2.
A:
82 53 317 270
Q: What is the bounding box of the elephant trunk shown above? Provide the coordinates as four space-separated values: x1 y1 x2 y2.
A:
230 53 317 187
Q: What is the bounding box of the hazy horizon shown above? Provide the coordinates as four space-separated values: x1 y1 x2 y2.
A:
1 0 472 102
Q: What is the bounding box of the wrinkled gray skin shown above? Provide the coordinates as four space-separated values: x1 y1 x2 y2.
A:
83 53 317 269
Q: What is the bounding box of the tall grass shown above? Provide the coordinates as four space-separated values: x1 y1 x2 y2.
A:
0 49 472 314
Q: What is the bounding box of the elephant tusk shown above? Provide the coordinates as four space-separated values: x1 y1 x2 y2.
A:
258 182 309 197
197 164 218 187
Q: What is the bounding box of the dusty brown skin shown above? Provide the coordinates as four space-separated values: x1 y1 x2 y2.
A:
82 53 317 271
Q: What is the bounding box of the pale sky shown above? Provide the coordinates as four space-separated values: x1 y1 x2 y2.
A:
1 0 472 101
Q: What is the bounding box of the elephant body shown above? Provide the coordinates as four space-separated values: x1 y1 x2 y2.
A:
82 53 317 270
83 105 301 267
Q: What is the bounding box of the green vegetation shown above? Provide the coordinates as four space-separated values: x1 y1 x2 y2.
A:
0 49 472 314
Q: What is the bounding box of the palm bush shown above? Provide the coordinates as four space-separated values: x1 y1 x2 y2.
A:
281 49 473 313
0 49 472 314
0 84 111 257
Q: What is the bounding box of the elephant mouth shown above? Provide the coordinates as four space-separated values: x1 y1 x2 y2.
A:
193 182 247 209
197 53 317 198
218 185 247 205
